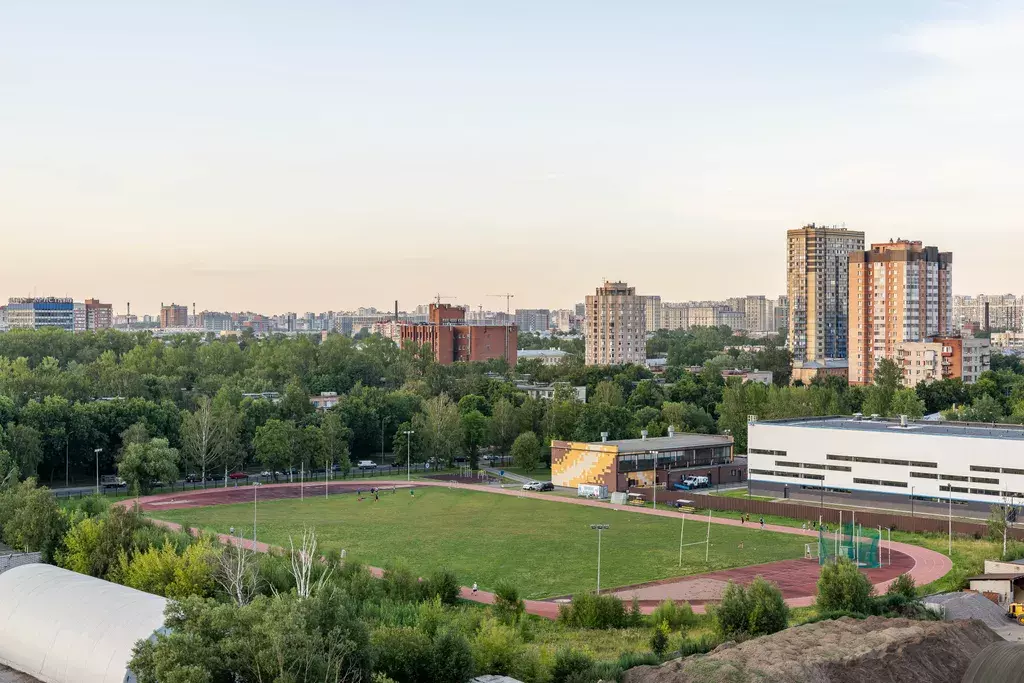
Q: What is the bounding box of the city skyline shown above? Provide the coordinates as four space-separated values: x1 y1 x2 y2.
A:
3 2 1023 311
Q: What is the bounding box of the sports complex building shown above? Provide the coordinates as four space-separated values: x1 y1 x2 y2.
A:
748 415 1024 517
551 430 739 493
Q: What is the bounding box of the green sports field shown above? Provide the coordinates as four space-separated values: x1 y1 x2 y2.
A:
151 488 806 598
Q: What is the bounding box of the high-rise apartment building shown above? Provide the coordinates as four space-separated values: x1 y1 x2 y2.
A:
773 296 789 337
896 336 989 388
849 240 953 384
661 302 689 331
787 225 865 363
159 303 189 328
584 281 646 365
643 296 662 333
84 299 113 330
953 294 1023 331
514 309 551 333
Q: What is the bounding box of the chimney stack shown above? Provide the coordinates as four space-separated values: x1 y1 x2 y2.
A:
667 426 675 438
641 429 648 441
601 432 609 443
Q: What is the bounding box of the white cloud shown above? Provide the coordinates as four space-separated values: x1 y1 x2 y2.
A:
896 10 1024 67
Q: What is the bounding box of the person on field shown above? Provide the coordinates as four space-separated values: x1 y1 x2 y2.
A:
472 582 478 595
759 516 765 529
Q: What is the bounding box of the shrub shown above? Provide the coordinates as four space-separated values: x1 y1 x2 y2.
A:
816 558 874 614
473 619 523 676
586 661 623 682
648 599 697 631
551 648 595 683
711 581 750 639
746 577 788 637
558 593 629 629
493 580 526 625
429 629 475 683
421 568 461 606
885 573 917 600
678 633 724 657
382 565 420 602
417 596 445 638
371 626 431 683
650 621 671 656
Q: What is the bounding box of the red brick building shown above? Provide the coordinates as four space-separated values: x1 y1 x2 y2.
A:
400 304 517 365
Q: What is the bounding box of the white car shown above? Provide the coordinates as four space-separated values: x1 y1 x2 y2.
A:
357 460 378 469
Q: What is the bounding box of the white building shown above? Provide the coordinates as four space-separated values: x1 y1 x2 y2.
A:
992 331 1024 353
643 295 662 333
660 302 689 331
584 281 646 366
514 382 587 402
748 415 1024 517
895 336 990 387
517 349 569 366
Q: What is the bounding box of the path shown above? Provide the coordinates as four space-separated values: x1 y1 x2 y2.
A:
124 479 952 618
484 468 531 484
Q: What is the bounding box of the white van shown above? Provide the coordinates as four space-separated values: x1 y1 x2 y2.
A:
357 460 377 469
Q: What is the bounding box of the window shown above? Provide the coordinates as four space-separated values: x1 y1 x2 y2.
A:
826 465 852 472
970 488 1000 496
940 474 968 482
826 454 853 462
940 484 969 494
775 461 802 468
854 478 908 488
970 476 999 485
910 471 938 479
750 448 786 456
970 466 1000 473
1003 468 1024 476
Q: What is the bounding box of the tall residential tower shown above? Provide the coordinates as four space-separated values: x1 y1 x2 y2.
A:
848 239 953 384
786 225 865 364
585 281 646 366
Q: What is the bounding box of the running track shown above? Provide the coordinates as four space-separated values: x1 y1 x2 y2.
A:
122 480 952 619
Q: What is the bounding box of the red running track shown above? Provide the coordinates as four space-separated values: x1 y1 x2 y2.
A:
124 480 952 618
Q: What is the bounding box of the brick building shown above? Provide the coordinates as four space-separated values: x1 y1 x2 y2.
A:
400 304 517 365
159 303 189 328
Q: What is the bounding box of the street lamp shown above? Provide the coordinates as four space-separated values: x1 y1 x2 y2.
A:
252 482 262 549
404 430 415 481
590 524 610 593
648 451 658 511
911 485 915 532
94 448 103 495
380 416 390 462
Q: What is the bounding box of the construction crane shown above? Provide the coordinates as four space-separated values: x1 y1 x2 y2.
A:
434 294 456 307
487 293 515 364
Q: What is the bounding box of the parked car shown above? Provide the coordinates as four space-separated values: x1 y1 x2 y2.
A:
522 481 543 491
228 471 249 480
100 474 126 488
357 460 377 469
184 473 201 483
538 481 554 491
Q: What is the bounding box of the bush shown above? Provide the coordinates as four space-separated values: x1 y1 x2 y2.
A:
816 558 874 614
678 634 724 657
648 599 697 631
421 568 461 606
429 629 475 683
711 581 750 639
885 573 917 600
558 593 629 629
371 626 431 683
551 648 595 683
493 580 525 625
650 621 670 656
473 619 523 677
417 597 445 638
746 577 788 637
383 565 421 602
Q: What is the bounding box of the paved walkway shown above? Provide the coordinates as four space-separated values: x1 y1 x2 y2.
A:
125 479 953 618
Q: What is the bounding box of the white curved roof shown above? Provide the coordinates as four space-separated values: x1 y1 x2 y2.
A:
0 564 167 683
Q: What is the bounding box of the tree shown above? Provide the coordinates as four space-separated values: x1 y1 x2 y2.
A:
321 411 351 475
746 576 789 636
0 479 65 557
889 388 926 419
391 422 422 466
510 432 541 472
2 423 43 479
711 581 750 638
295 425 326 475
417 394 462 467
592 381 624 407
254 419 297 477
461 410 490 470
816 557 874 613
489 398 520 456
180 396 227 482
117 437 180 495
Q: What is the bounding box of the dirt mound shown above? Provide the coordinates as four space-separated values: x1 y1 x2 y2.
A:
623 617 1001 683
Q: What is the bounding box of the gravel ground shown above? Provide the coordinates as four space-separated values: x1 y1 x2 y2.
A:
924 592 1024 642
0 664 40 683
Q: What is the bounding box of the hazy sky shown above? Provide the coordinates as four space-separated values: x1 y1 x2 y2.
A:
2 1 1022 314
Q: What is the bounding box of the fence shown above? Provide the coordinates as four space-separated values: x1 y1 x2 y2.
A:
683 492 1024 540
0 552 42 574
49 462 442 500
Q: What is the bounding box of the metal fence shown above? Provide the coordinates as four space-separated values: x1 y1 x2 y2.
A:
683 492 1024 540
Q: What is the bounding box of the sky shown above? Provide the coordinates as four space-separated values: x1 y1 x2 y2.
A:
2 1 1022 314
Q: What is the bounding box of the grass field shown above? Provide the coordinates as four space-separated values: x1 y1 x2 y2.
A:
710 489 777 502
151 488 806 599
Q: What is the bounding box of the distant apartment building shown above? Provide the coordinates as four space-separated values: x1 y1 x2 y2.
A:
953 294 1023 331
310 392 341 410
661 302 689 331
728 295 777 336
0 306 7 332
896 336 990 387
200 311 234 332
787 224 865 363
73 302 86 332
773 295 789 336
584 281 646 366
687 303 742 330
514 309 551 333
550 309 578 333
643 296 662 333
517 349 569 366
992 331 1024 353
849 239 953 385
400 303 517 365
5 297 76 331
159 303 189 328
84 299 113 330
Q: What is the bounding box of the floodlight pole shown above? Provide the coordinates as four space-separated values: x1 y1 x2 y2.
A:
252 482 262 549
404 430 415 481
705 508 712 563
679 514 685 567
649 450 658 511
591 524 609 593
94 448 103 495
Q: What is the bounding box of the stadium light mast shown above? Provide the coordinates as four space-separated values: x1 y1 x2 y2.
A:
252 482 262 550
404 430 415 481
590 524 610 593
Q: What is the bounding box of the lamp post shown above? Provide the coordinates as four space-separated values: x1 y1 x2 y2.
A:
380 416 390 463
648 450 659 511
404 430 415 481
590 524 609 593
94 448 103 495
252 482 262 549
910 485 915 532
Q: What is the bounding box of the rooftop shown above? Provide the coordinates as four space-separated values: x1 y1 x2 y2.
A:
597 433 734 453
755 415 1024 441
517 349 568 358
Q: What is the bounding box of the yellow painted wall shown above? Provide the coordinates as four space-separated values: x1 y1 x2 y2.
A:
552 442 618 489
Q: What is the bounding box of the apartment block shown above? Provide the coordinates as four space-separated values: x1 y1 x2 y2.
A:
584 281 646 365
644 295 662 333
159 303 189 328
400 304 517 365
514 309 551 333
896 336 990 387
992 331 1024 353
849 240 953 384
787 225 865 363
660 303 689 331
84 299 113 330
953 294 1023 331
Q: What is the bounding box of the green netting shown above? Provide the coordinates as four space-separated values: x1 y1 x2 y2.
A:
819 522 881 568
